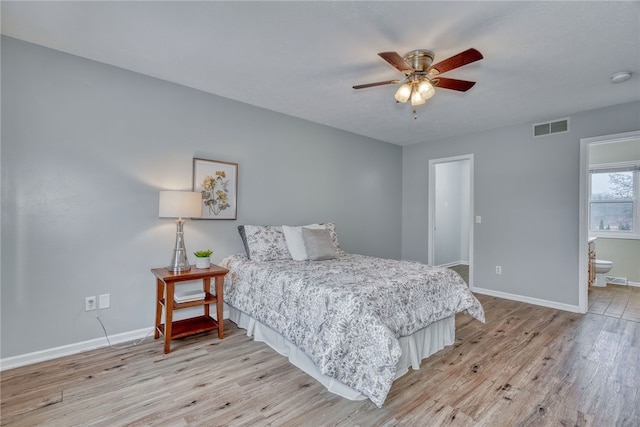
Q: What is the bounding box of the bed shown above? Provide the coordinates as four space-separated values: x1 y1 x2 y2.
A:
220 224 485 407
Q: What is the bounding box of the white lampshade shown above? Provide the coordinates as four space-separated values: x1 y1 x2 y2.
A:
410 89 426 106
394 83 412 103
159 191 202 219
417 79 435 100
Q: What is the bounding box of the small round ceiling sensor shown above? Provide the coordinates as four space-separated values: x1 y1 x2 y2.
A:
610 71 632 84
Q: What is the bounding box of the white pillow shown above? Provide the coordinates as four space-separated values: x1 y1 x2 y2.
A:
282 224 325 260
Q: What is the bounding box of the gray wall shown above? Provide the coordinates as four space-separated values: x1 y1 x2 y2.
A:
594 238 640 283
402 101 640 305
1 37 402 358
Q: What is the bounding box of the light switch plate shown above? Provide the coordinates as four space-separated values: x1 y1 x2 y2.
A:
99 294 111 309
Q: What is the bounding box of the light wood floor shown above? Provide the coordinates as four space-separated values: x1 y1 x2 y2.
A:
2 294 639 426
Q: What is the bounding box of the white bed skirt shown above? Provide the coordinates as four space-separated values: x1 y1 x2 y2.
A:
226 304 455 401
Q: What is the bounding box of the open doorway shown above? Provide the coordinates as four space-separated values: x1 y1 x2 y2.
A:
428 154 474 289
579 130 640 313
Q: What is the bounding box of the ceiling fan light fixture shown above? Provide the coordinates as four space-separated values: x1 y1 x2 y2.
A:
355 47 482 114
394 83 412 103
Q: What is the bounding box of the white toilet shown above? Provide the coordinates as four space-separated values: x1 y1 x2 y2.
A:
594 259 613 287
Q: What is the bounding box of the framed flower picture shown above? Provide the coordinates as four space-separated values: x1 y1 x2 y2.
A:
192 158 238 220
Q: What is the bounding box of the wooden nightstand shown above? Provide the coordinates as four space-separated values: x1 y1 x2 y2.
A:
151 264 229 353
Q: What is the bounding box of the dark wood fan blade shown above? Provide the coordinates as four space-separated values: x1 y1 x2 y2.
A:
432 77 476 92
378 52 414 74
428 48 483 75
353 79 400 89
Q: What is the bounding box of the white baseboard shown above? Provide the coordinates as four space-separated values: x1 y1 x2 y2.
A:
472 287 582 314
438 260 469 268
0 327 154 371
628 281 640 288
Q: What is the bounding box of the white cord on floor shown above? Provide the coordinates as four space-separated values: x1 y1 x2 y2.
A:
91 312 154 349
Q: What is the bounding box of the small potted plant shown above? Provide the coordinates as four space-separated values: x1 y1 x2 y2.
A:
193 250 213 269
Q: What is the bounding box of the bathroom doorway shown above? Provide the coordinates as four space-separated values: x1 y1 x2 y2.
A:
579 130 640 313
428 154 474 288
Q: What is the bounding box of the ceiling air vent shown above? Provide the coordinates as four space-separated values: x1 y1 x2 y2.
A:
533 118 569 137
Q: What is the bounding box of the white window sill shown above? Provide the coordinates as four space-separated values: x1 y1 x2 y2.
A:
589 232 640 240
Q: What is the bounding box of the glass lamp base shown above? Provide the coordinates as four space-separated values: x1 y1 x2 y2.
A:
167 219 191 272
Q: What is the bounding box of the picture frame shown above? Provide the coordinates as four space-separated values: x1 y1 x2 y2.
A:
192 158 238 220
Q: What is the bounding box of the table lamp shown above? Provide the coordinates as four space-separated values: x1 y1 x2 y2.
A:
159 190 202 272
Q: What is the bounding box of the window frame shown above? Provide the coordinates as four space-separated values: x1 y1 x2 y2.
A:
588 161 640 240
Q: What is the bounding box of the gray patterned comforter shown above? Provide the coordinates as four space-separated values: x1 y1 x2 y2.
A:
221 253 485 407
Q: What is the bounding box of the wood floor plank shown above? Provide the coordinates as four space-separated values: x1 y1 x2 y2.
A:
2 296 639 426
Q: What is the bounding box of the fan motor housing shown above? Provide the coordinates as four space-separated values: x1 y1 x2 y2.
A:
403 50 435 72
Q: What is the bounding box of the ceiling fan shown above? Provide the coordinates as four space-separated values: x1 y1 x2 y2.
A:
353 48 483 115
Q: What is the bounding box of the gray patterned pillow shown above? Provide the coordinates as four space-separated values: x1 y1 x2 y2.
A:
322 222 345 255
241 225 292 261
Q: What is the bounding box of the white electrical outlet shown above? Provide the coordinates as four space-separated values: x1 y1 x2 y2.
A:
85 296 97 311
495 266 502 275
475 216 482 224
99 294 111 309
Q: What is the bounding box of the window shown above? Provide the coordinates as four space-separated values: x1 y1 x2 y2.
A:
589 163 640 238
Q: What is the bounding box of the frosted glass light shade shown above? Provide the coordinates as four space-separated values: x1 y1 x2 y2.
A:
410 89 426 106
394 83 412 103
159 191 202 219
417 80 435 100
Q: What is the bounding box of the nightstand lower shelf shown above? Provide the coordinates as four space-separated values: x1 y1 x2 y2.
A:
157 316 218 340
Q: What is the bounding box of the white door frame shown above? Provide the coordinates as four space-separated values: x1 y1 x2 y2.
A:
578 130 640 313
428 153 475 289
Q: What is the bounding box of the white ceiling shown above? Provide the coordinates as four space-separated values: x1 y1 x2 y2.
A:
2 1 639 146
